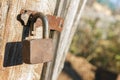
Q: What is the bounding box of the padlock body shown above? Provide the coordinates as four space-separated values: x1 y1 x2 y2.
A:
22 39 53 64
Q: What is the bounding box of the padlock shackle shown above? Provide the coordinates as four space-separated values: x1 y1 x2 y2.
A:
31 12 49 39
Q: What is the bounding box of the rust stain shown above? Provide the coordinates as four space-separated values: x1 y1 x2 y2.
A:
0 0 57 79
20 9 64 32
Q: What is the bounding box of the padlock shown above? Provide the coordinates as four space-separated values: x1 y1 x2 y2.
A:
22 12 53 64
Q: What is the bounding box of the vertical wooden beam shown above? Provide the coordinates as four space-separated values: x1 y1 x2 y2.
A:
50 0 88 80
51 0 80 80
59 0 88 76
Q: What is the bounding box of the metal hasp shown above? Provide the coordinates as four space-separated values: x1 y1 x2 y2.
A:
20 9 64 32
22 12 53 64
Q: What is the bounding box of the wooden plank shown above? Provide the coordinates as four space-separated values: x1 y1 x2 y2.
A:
49 0 87 80
63 0 88 65
48 0 81 80
0 0 56 80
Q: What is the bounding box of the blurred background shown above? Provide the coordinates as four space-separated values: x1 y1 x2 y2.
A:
58 0 120 80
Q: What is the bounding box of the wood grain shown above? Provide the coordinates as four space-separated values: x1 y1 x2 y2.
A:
0 0 56 80
50 0 87 80
0 0 87 80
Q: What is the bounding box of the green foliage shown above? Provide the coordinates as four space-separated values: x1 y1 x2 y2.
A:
70 17 120 73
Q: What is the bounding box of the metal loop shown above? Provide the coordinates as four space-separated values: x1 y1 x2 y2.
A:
31 12 49 39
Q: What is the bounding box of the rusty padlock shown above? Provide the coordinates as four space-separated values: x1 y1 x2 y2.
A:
22 12 53 64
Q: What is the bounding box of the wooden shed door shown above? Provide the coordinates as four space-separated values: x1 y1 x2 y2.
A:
0 0 56 80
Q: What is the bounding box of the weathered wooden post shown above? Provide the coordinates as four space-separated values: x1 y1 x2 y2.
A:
50 0 88 80
0 0 87 80
0 0 57 80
